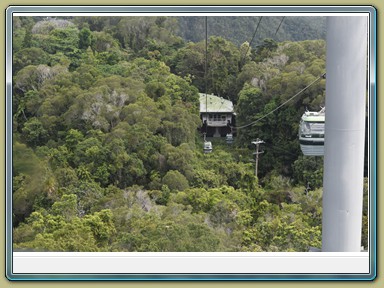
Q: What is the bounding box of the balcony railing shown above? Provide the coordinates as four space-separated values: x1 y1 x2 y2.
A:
207 120 228 127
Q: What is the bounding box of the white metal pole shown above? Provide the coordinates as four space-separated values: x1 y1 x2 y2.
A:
322 16 367 251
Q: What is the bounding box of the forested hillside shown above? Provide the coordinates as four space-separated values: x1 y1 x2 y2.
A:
12 16 367 252
177 16 326 45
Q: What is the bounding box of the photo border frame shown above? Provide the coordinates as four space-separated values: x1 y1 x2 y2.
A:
5 5 377 281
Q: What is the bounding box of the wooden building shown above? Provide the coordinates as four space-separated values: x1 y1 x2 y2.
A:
199 93 235 137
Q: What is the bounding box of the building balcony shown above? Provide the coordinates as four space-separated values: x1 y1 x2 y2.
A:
207 120 228 127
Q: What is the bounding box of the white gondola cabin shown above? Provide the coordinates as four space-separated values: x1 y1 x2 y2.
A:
203 141 213 153
226 133 234 144
299 108 325 156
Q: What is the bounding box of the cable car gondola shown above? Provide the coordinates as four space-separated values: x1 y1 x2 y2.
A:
226 133 233 144
299 108 325 156
203 141 213 153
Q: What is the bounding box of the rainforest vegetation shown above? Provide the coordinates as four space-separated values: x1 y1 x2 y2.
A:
12 16 368 252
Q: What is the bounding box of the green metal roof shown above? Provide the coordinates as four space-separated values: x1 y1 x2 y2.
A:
199 93 234 113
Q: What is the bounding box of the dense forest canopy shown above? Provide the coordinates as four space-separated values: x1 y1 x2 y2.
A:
12 16 367 252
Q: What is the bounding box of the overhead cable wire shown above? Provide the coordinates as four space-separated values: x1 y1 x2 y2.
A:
233 73 326 130
263 143 298 157
274 16 285 36
241 16 263 64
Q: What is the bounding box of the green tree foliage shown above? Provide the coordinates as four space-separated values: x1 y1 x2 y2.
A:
14 65 44 93
145 81 166 100
292 156 323 189
171 41 205 89
172 36 241 101
13 47 51 74
253 38 278 62
13 17 28 53
21 117 48 146
361 178 369 250
242 201 321 252
115 16 183 61
162 170 189 192
79 27 93 49
236 84 264 126
48 27 80 55
13 141 52 225
207 36 241 101
14 202 116 252
236 39 326 178
113 203 223 252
